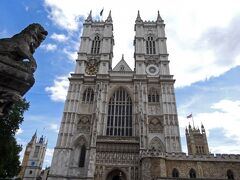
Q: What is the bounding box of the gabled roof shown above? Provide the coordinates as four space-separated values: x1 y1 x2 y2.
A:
112 55 132 71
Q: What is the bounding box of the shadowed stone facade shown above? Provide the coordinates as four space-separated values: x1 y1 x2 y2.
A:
48 11 240 180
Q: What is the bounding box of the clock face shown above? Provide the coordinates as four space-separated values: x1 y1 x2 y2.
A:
146 64 159 76
85 59 98 75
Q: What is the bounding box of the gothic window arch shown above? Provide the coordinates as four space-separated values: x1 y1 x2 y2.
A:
91 35 101 54
172 168 179 178
189 168 196 178
227 170 234 179
71 136 87 167
149 137 165 152
106 87 133 136
146 36 156 54
82 88 94 103
119 65 125 71
148 87 159 103
78 144 86 167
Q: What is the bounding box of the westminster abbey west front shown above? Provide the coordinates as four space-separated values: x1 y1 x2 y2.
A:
48 11 240 180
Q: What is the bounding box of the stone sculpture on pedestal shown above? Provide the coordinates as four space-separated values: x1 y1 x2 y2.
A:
0 23 48 116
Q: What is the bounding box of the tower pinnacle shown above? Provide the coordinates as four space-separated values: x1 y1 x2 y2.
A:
156 10 163 22
106 10 112 23
135 10 143 23
85 10 92 22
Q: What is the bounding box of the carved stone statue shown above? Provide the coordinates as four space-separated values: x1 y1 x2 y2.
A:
0 23 48 117
0 23 48 72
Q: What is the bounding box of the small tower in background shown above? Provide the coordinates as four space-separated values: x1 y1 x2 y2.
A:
19 132 47 180
185 123 209 155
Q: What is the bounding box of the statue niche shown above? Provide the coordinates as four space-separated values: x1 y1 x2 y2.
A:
77 116 90 133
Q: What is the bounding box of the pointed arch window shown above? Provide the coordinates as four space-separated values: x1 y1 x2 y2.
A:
172 168 179 178
148 88 159 102
189 168 196 178
119 65 125 71
227 170 234 179
107 88 133 136
82 88 94 103
146 36 156 54
91 35 101 54
78 145 86 167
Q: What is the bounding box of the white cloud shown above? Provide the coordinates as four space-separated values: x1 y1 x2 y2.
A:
63 48 78 61
45 76 69 102
43 0 240 87
43 148 54 167
48 123 59 133
16 128 23 135
179 99 240 154
41 43 57 52
0 28 8 38
50 33 68 42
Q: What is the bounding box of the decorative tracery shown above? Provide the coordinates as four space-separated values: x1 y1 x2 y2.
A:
146 36 156 54
82 88 94 103
148 87 159 102
106 87 133 136
91 35 101 54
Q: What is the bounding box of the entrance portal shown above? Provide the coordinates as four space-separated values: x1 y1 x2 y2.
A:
106 169 126 180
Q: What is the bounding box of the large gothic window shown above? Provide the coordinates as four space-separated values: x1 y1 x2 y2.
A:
78 145 86 167
148 88 159 102
146 36 156 54
107 88 133 136
82 88 94 103
91 35 101 54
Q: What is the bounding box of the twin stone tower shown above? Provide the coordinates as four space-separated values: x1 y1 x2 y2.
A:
48 10 182 180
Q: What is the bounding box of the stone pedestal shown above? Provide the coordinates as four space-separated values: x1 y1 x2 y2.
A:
0 56 34 116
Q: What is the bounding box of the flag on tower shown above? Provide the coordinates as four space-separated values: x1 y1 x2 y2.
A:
187 113 192 118
100 8 104 16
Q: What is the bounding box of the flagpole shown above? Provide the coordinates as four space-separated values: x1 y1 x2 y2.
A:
191 113 195 128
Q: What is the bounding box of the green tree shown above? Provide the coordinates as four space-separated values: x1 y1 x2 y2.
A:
0 98 29 178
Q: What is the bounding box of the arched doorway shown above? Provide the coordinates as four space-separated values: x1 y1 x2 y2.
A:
106 169 127 180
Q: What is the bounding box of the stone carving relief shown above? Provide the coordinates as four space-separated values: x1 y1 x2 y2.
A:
96 151 139 165
149 137 165 152
77 116 90 133
149 117 163 133
141 158 151 180
148 105 161 115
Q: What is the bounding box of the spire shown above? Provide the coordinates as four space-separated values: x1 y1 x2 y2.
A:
105 10 112 23
156 10 163 22
121 54 124 60
30 130 37 143
85 10 92 22
135 10 143 23
201 123 205 133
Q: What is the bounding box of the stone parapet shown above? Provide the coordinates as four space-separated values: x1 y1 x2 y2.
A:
140 150 240 162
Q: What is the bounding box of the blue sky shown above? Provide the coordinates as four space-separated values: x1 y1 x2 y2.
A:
1 0 240 167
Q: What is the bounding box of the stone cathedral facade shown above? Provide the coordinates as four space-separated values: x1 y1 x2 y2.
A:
48 11 240 180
